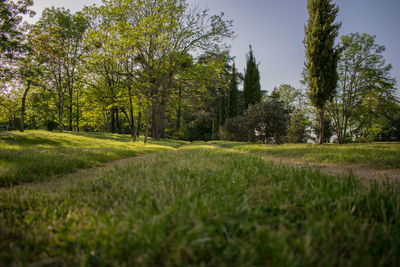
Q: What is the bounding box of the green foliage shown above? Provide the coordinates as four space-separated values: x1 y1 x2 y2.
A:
328 33 397 144
243 46 261 109
83 0 234 140
184 110 213 141
219 115 248 142
1 142 400 265
43 120 58 131
30 7 89 132
246 101 288 144
285 109 310 143
276 84 305 112
228 63 239 118
0 0 34 70
312 114 334 143
304 0 341 144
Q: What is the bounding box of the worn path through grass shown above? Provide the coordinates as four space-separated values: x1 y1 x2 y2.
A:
209 141 400 182
0 131 187 186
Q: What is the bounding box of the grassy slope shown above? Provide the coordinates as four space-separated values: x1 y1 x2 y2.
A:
0 131 186 186
210 141 400 170
1 142 399 266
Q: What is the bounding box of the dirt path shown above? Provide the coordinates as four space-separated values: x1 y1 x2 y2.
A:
260 155 400 183
209 143 400 183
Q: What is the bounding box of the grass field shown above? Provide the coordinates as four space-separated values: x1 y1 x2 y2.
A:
0 131 186 186
0 133 399 265
210 141 400 170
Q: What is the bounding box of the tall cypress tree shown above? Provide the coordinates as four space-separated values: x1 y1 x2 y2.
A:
228 63 239 118
304 0 341 144
244 46 261 109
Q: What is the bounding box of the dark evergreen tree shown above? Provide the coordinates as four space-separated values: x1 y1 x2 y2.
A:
218 94 228 127
228 63 239 118
304 0 341 144
243 46 261 109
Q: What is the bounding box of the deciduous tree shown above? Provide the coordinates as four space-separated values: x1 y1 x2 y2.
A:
327 33 397 143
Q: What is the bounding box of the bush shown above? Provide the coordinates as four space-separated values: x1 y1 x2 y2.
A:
285 109 310 143
246 101 288 144
220 116 249 142
185 110 213 141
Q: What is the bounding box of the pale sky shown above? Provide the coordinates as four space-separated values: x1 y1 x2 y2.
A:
28 0 400 96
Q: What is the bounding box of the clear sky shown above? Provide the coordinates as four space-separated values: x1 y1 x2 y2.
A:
28 0 400 95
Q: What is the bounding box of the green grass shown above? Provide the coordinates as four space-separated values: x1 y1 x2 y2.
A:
210 141 400 170
1 142 399 265
0 131 186 186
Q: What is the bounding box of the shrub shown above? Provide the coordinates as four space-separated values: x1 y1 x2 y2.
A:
285 109 310 143
220 116 249 142
246 101 288 144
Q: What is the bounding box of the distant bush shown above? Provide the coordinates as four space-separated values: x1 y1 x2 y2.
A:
220 116 249 142
220 101 288 144
285 109 310 143
246 101 288 144
185 110 213 141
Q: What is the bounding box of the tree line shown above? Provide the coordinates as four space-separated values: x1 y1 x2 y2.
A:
0 0 399 144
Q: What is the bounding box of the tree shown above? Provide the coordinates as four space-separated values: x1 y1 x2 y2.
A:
246 100 288 144
228 63 239 118
304 0 341 144
312 114 334 143
0 0 34 78
18 46 41 132
31 7 88 132
276 84 305 112
84 0 233 142
285 109 310 143
220 115 248 142
327 33 397 143
243 45 261 109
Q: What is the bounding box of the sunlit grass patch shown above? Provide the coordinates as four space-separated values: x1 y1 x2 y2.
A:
210 141 400 169
0 130 187 186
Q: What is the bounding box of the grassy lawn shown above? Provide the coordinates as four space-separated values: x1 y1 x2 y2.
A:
0 131 186 186
210 141 400 170
1 142 399 265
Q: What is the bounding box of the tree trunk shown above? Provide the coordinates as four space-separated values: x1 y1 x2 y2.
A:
20 81 31 132
116 107 121 134
134 104 141 141
69 89 73 131
128 86 135 137
318 107 325 144
176 86 182 130
76 90 79 132
151 104 159 138
58 93 64 132
159 103 166 138
144 106 150 143
111 107 116 133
